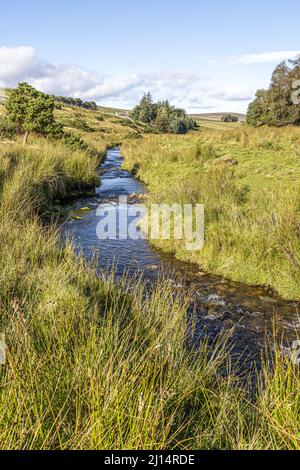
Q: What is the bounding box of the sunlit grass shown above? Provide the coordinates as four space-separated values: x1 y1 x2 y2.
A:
122 126 300 299
0 122 299 449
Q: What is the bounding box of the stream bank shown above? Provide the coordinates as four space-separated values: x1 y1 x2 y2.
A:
63 147 300 367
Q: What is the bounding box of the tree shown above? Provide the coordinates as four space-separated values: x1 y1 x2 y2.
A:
83 101 97 110
155 106 171 132
265 62 292 126
222 114 239 123
6 82 63 141
247 56 300 127
169 118 188 134
132 92 157 123
246 90 267 126
132 93 195 134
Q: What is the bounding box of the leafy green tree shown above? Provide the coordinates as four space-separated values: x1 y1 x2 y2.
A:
83 101 97 110
222 114 239 123
155 106 171 132
6 82 63 141
247 56 300 127
132 92 157 123
246 90 267 126
265 62 293 126
169 118 188 134
132 93 195 134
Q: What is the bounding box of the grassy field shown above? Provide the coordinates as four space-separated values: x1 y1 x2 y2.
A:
122 125 300 300
194 119 241 131
190 112 246 120
54 102 150 144
0 104 300 449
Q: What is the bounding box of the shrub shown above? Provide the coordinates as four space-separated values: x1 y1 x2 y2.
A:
54 95 98 110
64 118 95 132
169 118 188 134
222 114 239 123
63 131 100 159
6 82 63 139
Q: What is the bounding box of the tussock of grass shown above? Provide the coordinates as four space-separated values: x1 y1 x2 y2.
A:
0 137 99 215
122 126 300 299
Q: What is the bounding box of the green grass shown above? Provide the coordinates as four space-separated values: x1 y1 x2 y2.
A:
54 103 146 146
122 126 300 300
0 137 99 214
195 118 241 130
2 213 299 449
0 113 299 449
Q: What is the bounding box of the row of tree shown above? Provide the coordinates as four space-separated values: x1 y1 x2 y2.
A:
131 93 197 134
247 57 300 127
53 95 98 110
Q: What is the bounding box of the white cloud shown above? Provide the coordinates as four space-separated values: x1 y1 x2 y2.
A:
0 46 37 81
82 75 145 100
208 86 253 102
0 45 255 112
227 51 300 65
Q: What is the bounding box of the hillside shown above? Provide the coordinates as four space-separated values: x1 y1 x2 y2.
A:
0 89 6 106
0 89 245 131
0 97 148 149
190 112 246 121
54 102 149 146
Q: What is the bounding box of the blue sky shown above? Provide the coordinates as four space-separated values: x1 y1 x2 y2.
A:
0 0 299 112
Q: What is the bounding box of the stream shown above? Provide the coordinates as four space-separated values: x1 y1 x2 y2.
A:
63 147 300 368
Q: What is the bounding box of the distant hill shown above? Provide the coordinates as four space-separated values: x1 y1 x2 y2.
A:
0 89 6 103
1 86 246 123
97 106 131 116
189 112 246 122
99 109 247 122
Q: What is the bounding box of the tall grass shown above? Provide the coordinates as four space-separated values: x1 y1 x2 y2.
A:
0 137 99 216
1 216 299 449
0 134 299 449
122 126 300 299
0 218 239 449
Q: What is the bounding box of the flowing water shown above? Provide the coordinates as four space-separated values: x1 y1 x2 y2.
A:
63 148 300 367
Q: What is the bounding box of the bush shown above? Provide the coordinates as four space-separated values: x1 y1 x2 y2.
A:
63 131 100 159
0 118 17 138
169 118 188 134
222 114 239 123
64 118 95 132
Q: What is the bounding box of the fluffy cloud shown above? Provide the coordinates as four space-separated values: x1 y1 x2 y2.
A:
227 51 300 65
207 86 253 102
0 46 37 81
0 46 254 112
